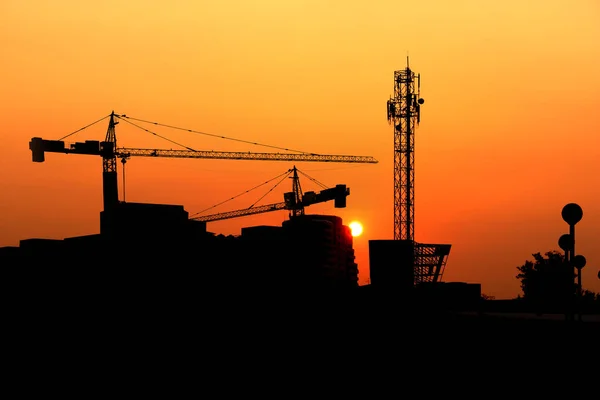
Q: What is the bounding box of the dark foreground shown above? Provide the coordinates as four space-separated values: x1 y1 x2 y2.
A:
5 268 598 396
5 271 598 365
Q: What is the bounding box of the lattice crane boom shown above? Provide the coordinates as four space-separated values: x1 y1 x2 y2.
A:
29 139 378 164
117 148 377 163
191 167 349 223
193 202 288 222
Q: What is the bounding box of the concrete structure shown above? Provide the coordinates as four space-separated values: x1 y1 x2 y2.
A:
368 239 414 292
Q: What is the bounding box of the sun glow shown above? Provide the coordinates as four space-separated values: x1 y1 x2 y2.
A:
349 221 363 237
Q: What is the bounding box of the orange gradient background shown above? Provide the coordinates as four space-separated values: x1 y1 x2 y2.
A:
1 0 599 299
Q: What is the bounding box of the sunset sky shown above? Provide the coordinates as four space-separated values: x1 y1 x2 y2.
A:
1 0 599 299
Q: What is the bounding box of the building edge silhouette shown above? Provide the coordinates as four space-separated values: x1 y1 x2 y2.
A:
2 201 598 329
0 202 362 310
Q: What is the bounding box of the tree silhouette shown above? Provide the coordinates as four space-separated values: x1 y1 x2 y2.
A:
516 251 574 311
580 289 600 313
581 289 599 303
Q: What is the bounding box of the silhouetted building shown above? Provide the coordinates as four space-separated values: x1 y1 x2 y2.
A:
367 239 480 312
282 214 358 290
415 282 482 311
100 202 208 240
0 246 20 266
368 239 414 292
0 203 358 301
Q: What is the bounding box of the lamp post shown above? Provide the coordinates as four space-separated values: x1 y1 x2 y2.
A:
558 233 574 320
572 254 586 321
561 203 584 322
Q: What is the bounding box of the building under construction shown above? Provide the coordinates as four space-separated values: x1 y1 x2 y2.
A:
0 203 359 297
1 112 374 308
1 69 482 313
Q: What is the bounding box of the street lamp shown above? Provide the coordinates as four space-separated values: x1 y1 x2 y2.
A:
558 233 572 260
561 203 584 321
558 232 574 320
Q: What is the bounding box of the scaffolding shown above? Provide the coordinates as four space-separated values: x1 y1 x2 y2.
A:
414 242 451 285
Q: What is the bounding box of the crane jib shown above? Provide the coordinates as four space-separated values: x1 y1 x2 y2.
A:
28 138 378 164
117 148 378 163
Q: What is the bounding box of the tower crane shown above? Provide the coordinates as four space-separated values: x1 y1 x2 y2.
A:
29 111 378 216
191 166 349 223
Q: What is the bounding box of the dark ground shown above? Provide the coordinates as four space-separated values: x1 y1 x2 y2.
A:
5 283 598 393
5 274 598 366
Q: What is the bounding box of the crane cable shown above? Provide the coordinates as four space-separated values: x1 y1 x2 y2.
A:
247 170 292 209
55 113 318 157
118 114 318 155
297 168 329 190
57 114 111 141
52 113 339 215
189 168 293 218
116 117 198 152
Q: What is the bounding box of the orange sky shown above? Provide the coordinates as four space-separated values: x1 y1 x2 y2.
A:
1 0 599 299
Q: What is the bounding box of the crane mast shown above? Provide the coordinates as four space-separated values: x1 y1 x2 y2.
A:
290 167 303 218
103 112 119 212
386 59 423 241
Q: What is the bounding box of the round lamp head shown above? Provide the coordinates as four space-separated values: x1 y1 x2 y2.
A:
562 203 583 225
558 234 573 251
572 254 586 269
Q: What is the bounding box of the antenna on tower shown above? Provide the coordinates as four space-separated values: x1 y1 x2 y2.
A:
385 62 453 287
386 60 423 241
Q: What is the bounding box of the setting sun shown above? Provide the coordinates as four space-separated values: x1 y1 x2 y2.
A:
349 221 363 237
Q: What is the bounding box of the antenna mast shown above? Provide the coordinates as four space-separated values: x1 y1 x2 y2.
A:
386 58 423 241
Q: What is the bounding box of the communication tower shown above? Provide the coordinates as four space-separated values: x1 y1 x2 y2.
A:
386 57 423 241
384 59 451 285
